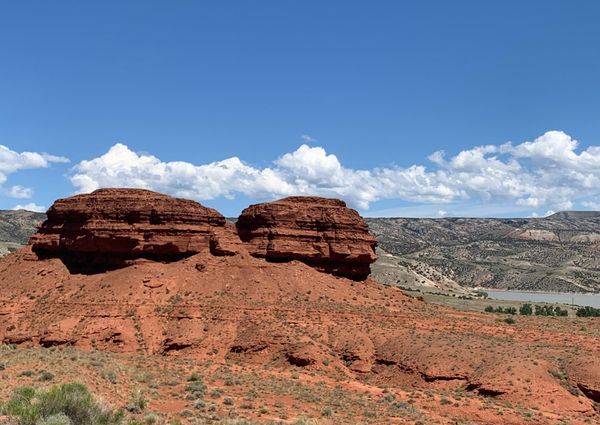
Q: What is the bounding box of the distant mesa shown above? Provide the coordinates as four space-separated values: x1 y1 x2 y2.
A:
237 196 377 280
547 211 600 220
29 189 377 279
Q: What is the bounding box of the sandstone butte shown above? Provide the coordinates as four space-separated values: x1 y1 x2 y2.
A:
29 189 377 279
0 188 599 424
236 196 377 280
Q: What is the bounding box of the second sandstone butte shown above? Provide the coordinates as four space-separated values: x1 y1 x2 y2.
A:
236 196 377 280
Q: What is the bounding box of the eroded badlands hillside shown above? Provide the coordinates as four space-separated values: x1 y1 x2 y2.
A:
368 213 600 292
0 189 599 424
0 210 45 256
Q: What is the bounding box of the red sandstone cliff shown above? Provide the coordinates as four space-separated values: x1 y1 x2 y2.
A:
236 196 377 280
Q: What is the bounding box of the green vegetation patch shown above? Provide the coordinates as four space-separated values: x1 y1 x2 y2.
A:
1 382 122 425
576 306 600 317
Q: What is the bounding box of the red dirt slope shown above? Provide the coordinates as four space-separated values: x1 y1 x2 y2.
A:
0 189 598 424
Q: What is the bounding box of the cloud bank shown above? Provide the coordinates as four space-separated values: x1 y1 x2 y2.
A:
0 145 69 200
69 131 600 213
12 202 46 213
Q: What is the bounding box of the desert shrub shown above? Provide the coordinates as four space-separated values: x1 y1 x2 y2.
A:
576 306 600 317
35 413 73 425
484 305 517 315
292 420 325 425
186 380 207 399
554 306 568 316
39 371 55 382
142 413 162 425
503 317 516 324
320 406 333 417
125 391 146 414
534 305 556 316
439 397 452 405
519 304 533 316
187 373 201 382
101 370 118 385
1 383 119 425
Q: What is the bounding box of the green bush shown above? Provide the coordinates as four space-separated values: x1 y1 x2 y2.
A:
554 306 568 316
39 371 55 382
534 305 556 316
503 317 516 325
124 391 146 414
576 306 600 317
36 413 73 425
519 304 533 316
187 373 201 382
484 305 517 315
1 383 120 425
320 406 333 417
186 380 207 399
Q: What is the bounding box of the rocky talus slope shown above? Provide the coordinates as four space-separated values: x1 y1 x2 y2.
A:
368 213 600 292
0 189 598 424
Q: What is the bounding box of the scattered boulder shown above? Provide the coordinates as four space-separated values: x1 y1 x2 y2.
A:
236 196 377 279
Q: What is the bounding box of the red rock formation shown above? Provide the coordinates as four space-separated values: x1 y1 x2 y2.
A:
30 188 227 271
236 196 377 280
567 357 600 403
1 190 599 421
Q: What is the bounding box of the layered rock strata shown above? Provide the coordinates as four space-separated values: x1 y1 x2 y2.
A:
30 188 227 270
236 196 377 279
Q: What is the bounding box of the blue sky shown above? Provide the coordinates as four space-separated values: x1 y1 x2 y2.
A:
0 1 599 217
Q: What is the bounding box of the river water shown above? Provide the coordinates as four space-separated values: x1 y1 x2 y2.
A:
486 290 600 308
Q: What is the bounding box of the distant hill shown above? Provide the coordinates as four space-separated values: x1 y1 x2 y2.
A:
367 212 600 293
548 211 600 220
0 210 46 256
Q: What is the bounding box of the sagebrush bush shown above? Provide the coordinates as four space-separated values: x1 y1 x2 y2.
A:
1 383 121 425
35 413 73 425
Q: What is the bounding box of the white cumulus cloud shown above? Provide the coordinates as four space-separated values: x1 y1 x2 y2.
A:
69 131 600 213
0 145 69 207
5 185 34 199
300 134 317 142
12 202 46 212
0 146 69 182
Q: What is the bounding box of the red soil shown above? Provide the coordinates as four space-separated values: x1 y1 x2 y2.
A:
0 189 598 424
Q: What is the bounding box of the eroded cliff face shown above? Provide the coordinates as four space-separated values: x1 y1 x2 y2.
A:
30 189 228 271
236 196 377 280
29 191 377 279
